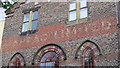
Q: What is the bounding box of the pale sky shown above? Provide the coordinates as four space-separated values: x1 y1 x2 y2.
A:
1 0 12 2
0 7 5 50
0 0 13 21
0 7 6 21
0 0 8 21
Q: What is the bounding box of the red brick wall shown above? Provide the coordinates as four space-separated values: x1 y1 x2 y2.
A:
2 16 118 53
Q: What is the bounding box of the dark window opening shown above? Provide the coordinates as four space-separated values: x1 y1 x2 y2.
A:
8 54 25 68
83 47 95 68
20 11 38 35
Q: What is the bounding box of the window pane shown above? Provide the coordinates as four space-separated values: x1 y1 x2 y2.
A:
40 52 59 67
84 48 94 67
40 63 45 68
24 14 30 22
48 0 51 2
80 8 88 19
33 12 38 20
80 0 87 8
46 62 54 67
34 2 39 5
22 23 28 32
69 11 76 21
85 49 92 56
69 2 76 10
25 0 30 4
32 21 38 30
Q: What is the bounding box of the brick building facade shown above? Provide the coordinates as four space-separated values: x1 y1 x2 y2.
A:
1 0 119 67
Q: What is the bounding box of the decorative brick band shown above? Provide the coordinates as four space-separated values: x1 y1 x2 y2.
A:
2 16 118 53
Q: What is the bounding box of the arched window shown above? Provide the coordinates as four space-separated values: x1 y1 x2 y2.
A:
34 48 61 67
12 56 21 66
33 44 67 67
75 40 102 67
40 52 59 67
82 47 95 68
8 53 26 68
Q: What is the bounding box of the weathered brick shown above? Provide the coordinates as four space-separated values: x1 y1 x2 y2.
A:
1 2 119 67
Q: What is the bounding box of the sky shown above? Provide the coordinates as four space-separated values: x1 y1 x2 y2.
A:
0 0 10 21
1 0 12 2
0 7 6 21
0 0 13 21
0 0 17 21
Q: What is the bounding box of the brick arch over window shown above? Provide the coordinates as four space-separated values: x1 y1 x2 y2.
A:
75 40 102 59
8 52 26 67
32 44 67 65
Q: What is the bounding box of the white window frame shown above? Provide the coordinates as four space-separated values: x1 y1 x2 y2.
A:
69 2 77 21
80 0 88 19
69 0 88 21
22 11 38 32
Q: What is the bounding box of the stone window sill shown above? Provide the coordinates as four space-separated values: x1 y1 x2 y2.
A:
20 29 38 36
66 17 88 27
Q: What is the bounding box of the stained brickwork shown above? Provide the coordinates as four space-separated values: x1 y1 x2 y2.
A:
2 32 118 66
2 16 118 52
2 2 117 39
1 2 119 67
